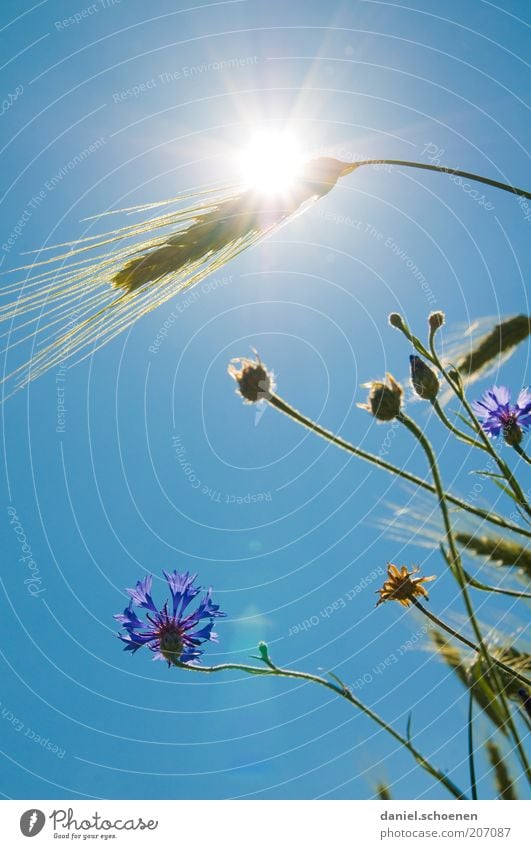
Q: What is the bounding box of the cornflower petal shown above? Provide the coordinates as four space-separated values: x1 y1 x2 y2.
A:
491 385 511 406
115 571 225 666
118 631 154 653
126 575 158 612
162 569 200 617
473 383 531 444
114 603 145 631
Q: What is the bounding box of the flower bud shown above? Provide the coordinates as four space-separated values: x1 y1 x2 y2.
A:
428 311 445 332
359 373 403 421
388 312 405 331
409 355 439 401
228 352 274 403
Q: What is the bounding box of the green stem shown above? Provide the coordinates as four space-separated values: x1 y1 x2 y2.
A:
431 399 483 449
265 391 530 775
267 393 531 539
461 567 531 601
399 412 531 780
350 159 531 201
468 691 478 801
513 444 531 466
426 337 531 517
442 541 531 599
175 653 467 800
411 599 531 688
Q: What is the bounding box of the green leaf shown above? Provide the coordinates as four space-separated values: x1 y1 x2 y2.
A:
257 641 271 665
472 471 518 501
325 670 351 695
453 411 476 431
487 479 519 502
411 335 431 358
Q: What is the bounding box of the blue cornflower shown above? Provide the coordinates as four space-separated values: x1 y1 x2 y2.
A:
472 385 531 446
114 571 226 666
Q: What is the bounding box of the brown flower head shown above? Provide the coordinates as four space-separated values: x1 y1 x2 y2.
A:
376 563 435 607
228 351 274 403
358 373 403 421
428 311 445 332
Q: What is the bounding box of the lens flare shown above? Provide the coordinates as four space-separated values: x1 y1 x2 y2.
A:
239 130 304 194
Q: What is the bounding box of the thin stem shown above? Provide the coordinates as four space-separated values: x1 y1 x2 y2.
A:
426 336 531 517
513 444 531 466
411 599 531 688
350 159 531 201
175 655 467 800
442 542 531 600
265 390 531 776
461 567 531 601
431 399 484 449
468 691 478 801
399 411 531 780
267 393 531 539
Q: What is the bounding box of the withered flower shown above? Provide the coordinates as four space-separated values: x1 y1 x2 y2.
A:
358 373 403 421
376 563 435 607
228 352 274 403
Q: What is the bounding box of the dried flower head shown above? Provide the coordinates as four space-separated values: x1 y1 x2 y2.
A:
376 563 435 607
228 352 274 403
472 385 531 446
114 571 226 666
409 355 440 401
428 311 445 332
359 373 403 421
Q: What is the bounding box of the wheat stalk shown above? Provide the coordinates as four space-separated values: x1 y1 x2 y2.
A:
455 532 531 579
2 157 529 396
485 740 518 800
430 630 530 735
0 160 354 395
441 315 531 395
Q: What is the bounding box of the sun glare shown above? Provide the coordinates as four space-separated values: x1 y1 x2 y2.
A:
239 130 305 194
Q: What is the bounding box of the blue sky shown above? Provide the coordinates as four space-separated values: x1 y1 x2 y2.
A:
1 0 529 800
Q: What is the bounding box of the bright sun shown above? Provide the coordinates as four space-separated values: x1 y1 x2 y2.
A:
239 130 305 194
